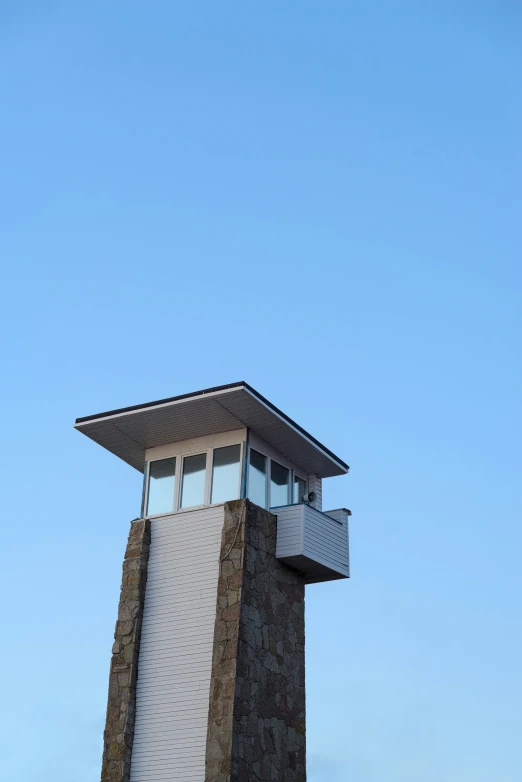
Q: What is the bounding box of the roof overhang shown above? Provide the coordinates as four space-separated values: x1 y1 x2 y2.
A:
74 382 349 479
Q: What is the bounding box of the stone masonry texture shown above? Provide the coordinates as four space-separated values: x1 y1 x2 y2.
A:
101 519 151 782
206 499 306 782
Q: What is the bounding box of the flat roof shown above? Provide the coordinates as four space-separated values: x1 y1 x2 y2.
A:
74 381 349 478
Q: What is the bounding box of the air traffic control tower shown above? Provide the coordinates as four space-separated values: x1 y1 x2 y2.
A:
75 382 351 782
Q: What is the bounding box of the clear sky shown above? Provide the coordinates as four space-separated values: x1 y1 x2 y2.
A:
1 2 521 780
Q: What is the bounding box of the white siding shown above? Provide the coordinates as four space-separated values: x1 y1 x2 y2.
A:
302 504 348 577
130 506 224 782
274 503 303 559
323 508 349 526
273 503 349 584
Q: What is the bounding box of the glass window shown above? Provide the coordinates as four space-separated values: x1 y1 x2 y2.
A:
293 476 307 503
248 449 267 508
211 444 241 504
270 460 289 507
180 453 207 508
146 458 176 516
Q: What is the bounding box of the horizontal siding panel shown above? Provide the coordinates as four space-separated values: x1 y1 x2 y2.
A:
302 544 347 568
323 508 349 526
135 697 210 714
303 526 346 549
136 688 210 705
139 597 216 613
132 729 208 745
135 692 210 708
132 747 204 761
137 647 215 664
139 612 216 630
302 547 347 571
132 728 208 746
140 612 216 631
132 765 206 776
132 765 205 777
130 771 204 782
132 751 204 765
303 518 346 539
276 550 301 560
277 530 302 540
303 532 347 560
148 539 221 554
303 534 347 559
135 662 212 680
136 680 210 697
133 776 204 781
149 523 222 541
137 646 214 663
137 645 214 662
302 542 346 564
141 584 218 601
274 504 302 561
132 771 205 780
132 743 204 759
135 715 211 731
130 507 224 782
273 504 349 582
136 664 211 679
132 763 205 774
138 627 214 644
145 555 221 571
137 651 214 669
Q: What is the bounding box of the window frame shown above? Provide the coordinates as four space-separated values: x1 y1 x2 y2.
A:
247 447 269 509
269 458 291 508
142 429 309 519
178 451 210 511
293 474 307 504
210 443 243 506
143 437 245 518
144 455 178 517
246 443 308 510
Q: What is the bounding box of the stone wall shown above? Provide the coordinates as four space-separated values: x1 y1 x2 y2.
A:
101 519 151 782
206 500 306 782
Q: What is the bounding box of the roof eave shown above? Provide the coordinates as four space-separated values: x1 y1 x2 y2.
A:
74 382 349 478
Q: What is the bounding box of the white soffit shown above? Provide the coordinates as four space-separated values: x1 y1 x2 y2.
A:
74 382 349 479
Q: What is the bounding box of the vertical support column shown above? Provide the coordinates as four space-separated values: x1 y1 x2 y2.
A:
101 519 151 782
206 499 306 782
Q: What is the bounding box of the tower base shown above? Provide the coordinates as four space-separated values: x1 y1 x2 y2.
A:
100 501 306 782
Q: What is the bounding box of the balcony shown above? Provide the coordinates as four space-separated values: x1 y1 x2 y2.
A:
271 503 350 584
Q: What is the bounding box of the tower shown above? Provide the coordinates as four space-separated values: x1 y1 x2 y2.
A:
75 382 350 782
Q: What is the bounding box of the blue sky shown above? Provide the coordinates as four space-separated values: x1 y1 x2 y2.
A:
1 2 521 780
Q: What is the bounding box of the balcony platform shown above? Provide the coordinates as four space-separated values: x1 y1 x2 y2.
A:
271 503 350 584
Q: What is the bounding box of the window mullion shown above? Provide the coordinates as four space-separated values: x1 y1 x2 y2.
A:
204 449 212 506
173 456 181 511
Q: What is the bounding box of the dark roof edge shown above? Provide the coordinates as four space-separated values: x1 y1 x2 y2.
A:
241 383 349 472
75 382 246 424
75 381 349 473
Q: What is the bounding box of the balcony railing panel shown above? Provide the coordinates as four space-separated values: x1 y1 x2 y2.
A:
271 503 350 584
